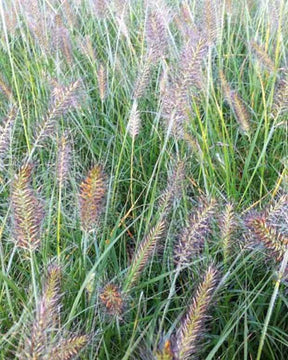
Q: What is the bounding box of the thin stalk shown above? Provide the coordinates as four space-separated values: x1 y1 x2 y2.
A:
56 183 62 260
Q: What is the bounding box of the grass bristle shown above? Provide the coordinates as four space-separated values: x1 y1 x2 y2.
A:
11 164 44 251
174 265 218 360
246 214 288 262
79 164 106 232
174 197 216 267
125 220 166 290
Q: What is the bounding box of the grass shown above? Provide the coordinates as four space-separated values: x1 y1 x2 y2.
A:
0 0 287 359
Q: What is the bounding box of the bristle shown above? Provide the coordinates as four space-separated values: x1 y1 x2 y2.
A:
180 38 208 91
250 41 275 73
126 220 166 289
201 0 221 45
11 164 44 250
28 264 61 358
158 159 185 215
99 283 124 317
127 100 141 139
0 107 16 168
79 165 106 232
133 56 152 99
146 9 169 61
272 70 288 118
54 14 73 64
219 70 250 134
48 335 88 360
246 215 288 262
56 132 71 186
161 80 189 139
97 63 107 102
220 203 236 263
174 197 216 267
33 79 81 150
174 265 218 360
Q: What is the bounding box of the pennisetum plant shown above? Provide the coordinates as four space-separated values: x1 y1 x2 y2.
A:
20 264 89 360
219 202 237 266
79 164 106 264
219 70 251 135
156 265 219 360
27 79 82 163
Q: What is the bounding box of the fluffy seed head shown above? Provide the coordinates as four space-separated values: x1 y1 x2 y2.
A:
56 132 71 186
174 197 217 267
174 265 218 360
97 63 107 102
79 165 106 232
47 335 88 360
0 106 16 168
250 40 275 73
11 164 44 251
99 283 124 317
127 100 141 139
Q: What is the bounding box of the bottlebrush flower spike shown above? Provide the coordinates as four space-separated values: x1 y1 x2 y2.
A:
180 37 208 91
219 70 250 134
0 106 16 168
250 40 275 73
97 63 107 102
146 9 169 61
125 220 166 290
174 265 218 360
11 164 44 250
33 79 82 151
174 197 216 267
79 165 106 232
54 14 73 64
56 132 71 186
201 0 222 45
27 264 61 358
220 203 237 263
48 335 88 360
92 0 108 18
99 283 124 317
272 69 288 118
133 54 152 99
127 100 141 139
158 159 185 215
246 215 288 262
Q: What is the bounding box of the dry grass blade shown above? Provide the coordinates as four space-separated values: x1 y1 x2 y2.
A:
126 220 166 289
174 265 218 360
11 164 44 250
48 335 88 360
79 164 106 232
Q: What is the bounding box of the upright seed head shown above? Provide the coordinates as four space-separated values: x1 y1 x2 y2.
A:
56 132 71 186
0 106 16 169
174 265 218 360
127 100 141 139
11 164 44 251
174 197 217 267
97 63 107 102
79 165 106 232
250 40 275 73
